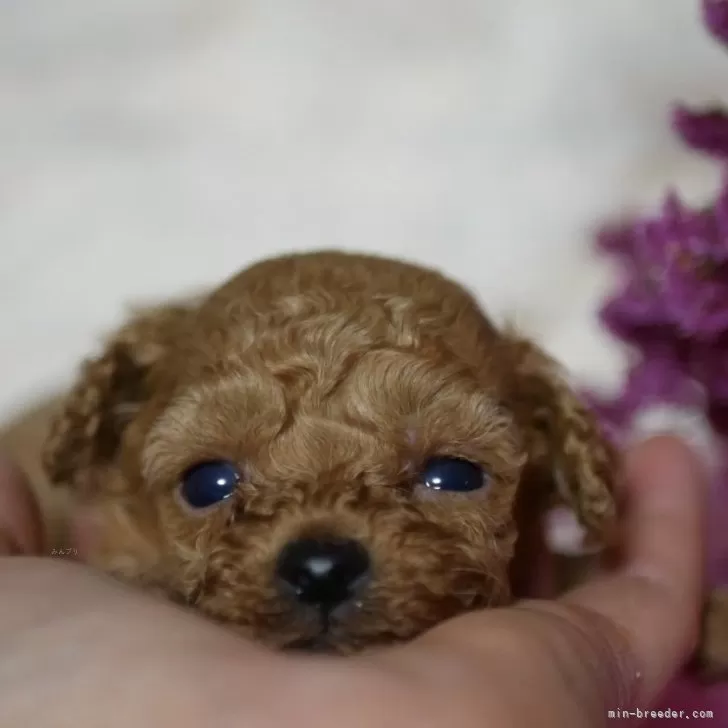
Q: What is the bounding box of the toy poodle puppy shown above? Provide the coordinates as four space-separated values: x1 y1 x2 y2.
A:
42 251 619 653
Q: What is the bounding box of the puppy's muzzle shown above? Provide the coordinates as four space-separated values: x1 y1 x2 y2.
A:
276 537 370 611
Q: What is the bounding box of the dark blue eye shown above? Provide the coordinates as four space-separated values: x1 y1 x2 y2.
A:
180 461 241 509
421 457 485 492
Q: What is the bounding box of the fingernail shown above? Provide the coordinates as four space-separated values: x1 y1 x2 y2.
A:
628 406 718 479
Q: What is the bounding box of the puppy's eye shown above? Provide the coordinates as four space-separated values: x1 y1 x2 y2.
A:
421 457 486 493
180 460 241 509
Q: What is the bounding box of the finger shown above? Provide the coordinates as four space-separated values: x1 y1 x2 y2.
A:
391 436 707 727
0 454 44 555
560 435 706 701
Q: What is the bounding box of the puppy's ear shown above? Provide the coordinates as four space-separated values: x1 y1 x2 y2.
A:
43 304 189 497
501 330 617 542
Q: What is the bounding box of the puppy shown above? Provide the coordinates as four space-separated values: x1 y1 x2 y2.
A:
41 251 620 652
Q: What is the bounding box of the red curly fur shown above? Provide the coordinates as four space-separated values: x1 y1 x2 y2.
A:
42 251 617 652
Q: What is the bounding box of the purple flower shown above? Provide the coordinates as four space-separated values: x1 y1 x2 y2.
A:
704 0 728 47
588 3 728 706
594 221 640 258
708 402 728 436
582 335 702 438
689 337 728 403
667 266 728 339
673 105 728 158
657 190 721 259
599 291 673 346
581 391 631 439
596 189 728 343
712 170 728 243
636 190 728 339
622 350 703 410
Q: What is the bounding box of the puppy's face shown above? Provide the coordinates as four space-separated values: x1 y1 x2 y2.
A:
140 349 523 651
44 253 615 652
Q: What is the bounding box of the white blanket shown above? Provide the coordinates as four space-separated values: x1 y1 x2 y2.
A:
1 0 725 418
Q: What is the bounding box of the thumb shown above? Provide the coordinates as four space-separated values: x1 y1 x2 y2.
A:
555 435 706 703
397 437 706 727
503 435 705 722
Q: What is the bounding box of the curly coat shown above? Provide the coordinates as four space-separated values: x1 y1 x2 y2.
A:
42 251 617 652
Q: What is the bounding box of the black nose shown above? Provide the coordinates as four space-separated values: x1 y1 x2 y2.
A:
276 537 370 608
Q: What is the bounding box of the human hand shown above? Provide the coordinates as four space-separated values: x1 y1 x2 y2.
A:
0 436 705 728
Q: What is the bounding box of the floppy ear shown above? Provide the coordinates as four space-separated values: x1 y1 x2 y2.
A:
500 329 618 543
43 304 190 498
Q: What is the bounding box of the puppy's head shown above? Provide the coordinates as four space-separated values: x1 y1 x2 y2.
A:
44 256 616 652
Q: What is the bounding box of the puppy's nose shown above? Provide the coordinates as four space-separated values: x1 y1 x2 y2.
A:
276 537 370 608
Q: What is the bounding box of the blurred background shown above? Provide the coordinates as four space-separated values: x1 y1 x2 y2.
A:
1 0 727 419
